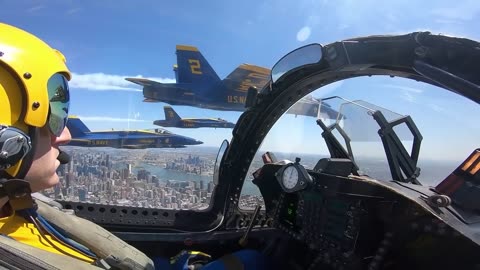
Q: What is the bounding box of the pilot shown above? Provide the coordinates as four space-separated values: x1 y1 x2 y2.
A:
0 22 157 269
0 22 267 270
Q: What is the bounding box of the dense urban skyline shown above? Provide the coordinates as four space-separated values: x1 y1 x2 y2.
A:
44 147 264 210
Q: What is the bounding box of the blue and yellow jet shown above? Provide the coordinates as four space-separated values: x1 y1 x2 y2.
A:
154 106 235 129
66 116 203 149
125 45 270 111
125 45 339 119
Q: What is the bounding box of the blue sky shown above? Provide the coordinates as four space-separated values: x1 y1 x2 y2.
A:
2 1 480 161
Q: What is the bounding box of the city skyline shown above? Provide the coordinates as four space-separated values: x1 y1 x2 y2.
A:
46 147 263 210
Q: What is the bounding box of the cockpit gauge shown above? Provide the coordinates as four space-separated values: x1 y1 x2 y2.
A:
282 166 298 189
276 157 312 193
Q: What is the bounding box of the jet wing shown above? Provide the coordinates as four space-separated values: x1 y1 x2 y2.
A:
224 64 270 93
125 78 162 87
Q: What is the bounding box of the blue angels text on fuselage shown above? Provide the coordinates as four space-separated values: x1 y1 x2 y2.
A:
154 106 236 129
66 116 203 149
125 45 340 119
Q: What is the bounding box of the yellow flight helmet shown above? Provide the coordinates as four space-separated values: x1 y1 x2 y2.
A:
0 22 72 177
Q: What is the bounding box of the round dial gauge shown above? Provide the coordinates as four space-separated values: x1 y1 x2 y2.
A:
282 166 299 190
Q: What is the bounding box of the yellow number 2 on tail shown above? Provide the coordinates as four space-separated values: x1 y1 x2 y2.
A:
188 59 202 74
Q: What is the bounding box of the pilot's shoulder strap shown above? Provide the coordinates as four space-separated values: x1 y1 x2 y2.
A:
31 192 65 210
35 200 155 270
0 233 102 270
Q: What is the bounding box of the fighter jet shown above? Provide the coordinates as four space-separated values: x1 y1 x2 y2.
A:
153 106 236 129
125 45 269 111
66 116 203 149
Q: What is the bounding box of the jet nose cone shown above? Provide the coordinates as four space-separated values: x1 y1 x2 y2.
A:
183 136 203 145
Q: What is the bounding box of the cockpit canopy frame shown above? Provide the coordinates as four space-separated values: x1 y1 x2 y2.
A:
223 31 480 214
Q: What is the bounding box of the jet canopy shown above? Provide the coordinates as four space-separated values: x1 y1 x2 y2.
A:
153 128 172 135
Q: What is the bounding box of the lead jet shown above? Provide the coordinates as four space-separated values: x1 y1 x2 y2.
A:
66 116 203 149
125 45 339 119
154 106 236 129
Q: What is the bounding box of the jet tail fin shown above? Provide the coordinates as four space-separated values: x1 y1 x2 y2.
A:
164 106 181 121
176 45 220 84
67 116 91 137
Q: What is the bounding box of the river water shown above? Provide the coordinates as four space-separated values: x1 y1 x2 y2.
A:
132 162 260 195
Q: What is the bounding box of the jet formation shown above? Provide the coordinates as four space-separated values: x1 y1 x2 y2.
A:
125 45 335 119
66 116 203 149
68 44 339 150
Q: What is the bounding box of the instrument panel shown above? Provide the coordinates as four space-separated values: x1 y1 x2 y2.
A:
270 161 383 269
274 191 364 250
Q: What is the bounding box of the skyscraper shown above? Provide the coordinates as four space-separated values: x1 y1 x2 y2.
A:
208 182 214 193
106 154 110 169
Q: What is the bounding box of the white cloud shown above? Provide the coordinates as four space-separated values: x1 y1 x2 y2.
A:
76 116 150 122
297 26 311 42
70 72 175 91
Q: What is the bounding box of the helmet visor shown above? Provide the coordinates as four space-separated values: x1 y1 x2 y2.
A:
47 73 70 137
